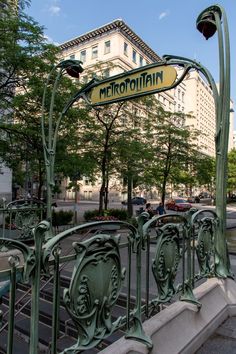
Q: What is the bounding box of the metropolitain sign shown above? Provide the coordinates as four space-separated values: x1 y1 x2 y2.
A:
90 64 177 106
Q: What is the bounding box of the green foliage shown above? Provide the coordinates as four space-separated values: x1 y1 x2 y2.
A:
0 0 59 109
0 0 94 199
52 209 73 226
228 149 236 192
141 109 199 201
83 208 129 221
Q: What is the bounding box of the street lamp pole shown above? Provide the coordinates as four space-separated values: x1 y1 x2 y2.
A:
41 59 83 230
196 5 231 277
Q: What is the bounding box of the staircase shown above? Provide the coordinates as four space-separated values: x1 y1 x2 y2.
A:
0 274 128 353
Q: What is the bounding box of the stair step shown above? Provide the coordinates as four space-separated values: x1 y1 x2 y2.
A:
1 274 129 352
0 328 29 354
15 315 54 347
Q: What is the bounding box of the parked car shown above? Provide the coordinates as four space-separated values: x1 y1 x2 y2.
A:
165 198 192 212
121 197 147 205
187 196 200 203
198 192 211 199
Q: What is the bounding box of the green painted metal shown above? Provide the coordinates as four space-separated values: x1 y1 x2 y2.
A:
41 60 83 229
0 199 46 241
41 220 153 351
7 256 18 354
0 4 233 353
196 5 232 278
152 224 181 302
193 211 217 276
143 213 200 308
51 246 61 354
62 234 125 352
29 221 49 354
0 208 229 352
125 212 152 349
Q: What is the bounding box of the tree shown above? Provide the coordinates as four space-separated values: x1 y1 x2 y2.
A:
0 0 58 197
227 149 236 195
114 97 159 216
0 1 95 199
67 102 127 212
143 108 200 203
0 0 58 111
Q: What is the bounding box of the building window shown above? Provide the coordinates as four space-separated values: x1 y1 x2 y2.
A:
70 54 75 59
178 89 180 100
132 49 137 63
80 50 86 63
124 42 128 56
103 68 110 78
182 92 185 102
104 40 111 54
84 177 91 185
139 55 143 67
91 45 98 59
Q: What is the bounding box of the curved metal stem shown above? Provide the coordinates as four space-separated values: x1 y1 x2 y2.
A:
196 5 231 277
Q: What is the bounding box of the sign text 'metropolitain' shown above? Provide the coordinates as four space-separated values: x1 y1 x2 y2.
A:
90 64 177 106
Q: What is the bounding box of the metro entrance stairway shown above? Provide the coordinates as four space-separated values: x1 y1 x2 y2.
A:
0 275 128 353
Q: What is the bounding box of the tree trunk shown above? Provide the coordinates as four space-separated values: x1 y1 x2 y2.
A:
161 175 168 205
99 156 106 213
37 163 44 200
99 185 104 214
104 176 109 210
127 174 133 217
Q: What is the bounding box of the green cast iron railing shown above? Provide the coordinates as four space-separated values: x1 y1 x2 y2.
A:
0 208 224 353
0 4 232 353
0 199 46 242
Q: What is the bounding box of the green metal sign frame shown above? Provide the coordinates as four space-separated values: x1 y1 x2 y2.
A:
41 4 232 279
89 62 177 106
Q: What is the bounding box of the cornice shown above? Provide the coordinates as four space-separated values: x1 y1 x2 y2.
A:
59 19 161 63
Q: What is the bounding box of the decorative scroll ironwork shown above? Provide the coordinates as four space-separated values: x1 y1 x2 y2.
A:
152 224 181 302
62 233 126 353
196 217 215 275
0 238 35 283
191 210 218 277
0 199 46 240
143 213 201 308
0 208 232 353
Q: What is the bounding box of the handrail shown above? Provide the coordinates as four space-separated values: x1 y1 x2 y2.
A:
0 209 228 352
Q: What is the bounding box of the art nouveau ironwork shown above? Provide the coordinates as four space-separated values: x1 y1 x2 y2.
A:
0 3 233 354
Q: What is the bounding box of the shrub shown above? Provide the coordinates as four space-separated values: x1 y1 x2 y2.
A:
84 208 129 222
52 209 73 226
92 215 118 221
107 208 128 220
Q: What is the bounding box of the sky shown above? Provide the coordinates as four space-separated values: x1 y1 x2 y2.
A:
26 0 236 127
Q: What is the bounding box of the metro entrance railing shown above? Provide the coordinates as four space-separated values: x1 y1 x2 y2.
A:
0 208 224 353
0 3 233 353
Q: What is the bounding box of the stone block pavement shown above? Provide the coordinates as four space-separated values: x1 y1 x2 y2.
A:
196 316 236 353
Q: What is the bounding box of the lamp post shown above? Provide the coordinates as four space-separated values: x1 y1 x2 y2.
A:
196 5 231 277
41 59 83 230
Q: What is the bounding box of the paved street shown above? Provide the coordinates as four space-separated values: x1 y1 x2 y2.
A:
55 199 236 229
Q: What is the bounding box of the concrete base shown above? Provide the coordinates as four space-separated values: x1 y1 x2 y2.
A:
101 278 236 354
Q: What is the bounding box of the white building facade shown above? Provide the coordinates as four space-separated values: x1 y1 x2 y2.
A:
59 19 234 200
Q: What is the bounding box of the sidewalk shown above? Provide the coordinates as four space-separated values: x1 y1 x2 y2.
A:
196 316 236 353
